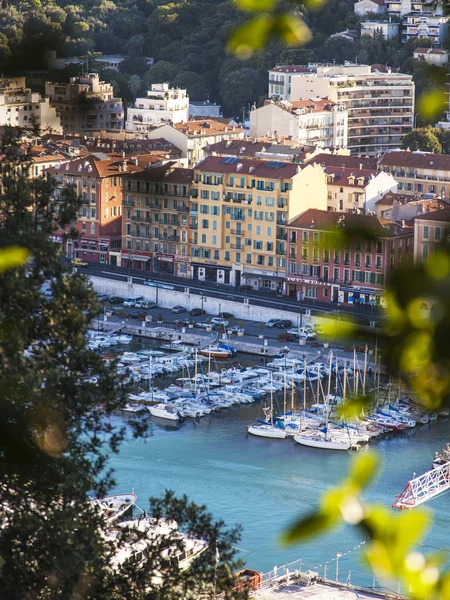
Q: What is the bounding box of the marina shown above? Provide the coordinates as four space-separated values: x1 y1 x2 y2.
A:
82 326 450 589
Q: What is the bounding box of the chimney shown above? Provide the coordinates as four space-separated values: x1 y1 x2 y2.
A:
122 159 127 172
359 163 363 170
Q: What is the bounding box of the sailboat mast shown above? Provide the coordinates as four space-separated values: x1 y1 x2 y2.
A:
343 364 347 404
362 344 368 395
194 349 198 397
303 357 307 410
270 372 274 426
327 351 332 402
353 348 359 396
291 361 295 412
283 368 287 418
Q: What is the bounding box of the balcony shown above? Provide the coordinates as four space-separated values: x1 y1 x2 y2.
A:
231 215 245 221
176 205 189 212
189 224 198 230
230 244 242 250
276 218 287 226
276 249 285 256
131 216 152 223
231 229 244 236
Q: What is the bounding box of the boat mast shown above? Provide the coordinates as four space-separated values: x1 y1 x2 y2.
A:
362 344 368 395
194 349 198 398
270 372 274 426
353 348 359 396
291 361 295 412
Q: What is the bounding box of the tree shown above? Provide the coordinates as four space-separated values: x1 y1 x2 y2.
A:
0 127 244 598
128 73 142 101
143 60 182 88
401 126 442 153
219 67 266 116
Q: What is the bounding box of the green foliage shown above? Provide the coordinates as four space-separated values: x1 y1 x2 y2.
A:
402 126 443 153
0 247 30 274
219 67 266 115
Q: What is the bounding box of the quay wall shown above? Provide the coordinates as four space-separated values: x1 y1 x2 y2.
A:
89 276 321 326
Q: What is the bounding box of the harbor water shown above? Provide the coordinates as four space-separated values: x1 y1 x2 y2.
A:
109 396 450 589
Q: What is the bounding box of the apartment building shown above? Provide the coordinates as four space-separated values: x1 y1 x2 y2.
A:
125 83 189 132
413 206 450 262
121 164 193 276
354 0 386 16
190 156 327 290
325 165 397 212
249 99 348 150
290 64 414 156
384 0 437 18
268 65 314 101
413 47 449 65
0 77 61 133
402 11 448 44
47 154 143 264
286 209 413 306
147 120 245 166
378 150 450 197
360 20 400 38
45 73 124 134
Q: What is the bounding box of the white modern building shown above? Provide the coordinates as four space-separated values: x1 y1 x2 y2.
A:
289 63 414 156
354 0 386 15
361 19 400 38
385 0 441 17
268 65 314 101
402 11 448 44
126 83 189 132
249 99 348 150
0 77 62 133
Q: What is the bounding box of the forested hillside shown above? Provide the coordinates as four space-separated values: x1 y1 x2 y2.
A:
0 0 445 117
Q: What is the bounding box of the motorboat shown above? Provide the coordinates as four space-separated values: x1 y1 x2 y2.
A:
199 345 233 359
148 403 181 421
90 493 137 523
119 403 148 414
433 443 450 469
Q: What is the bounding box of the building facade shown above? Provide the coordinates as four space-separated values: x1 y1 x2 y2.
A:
413 47 449 65
189 101 222 118
121 164 193 276
354 0 386 16
45 73 124 134
126 83 189 132
361 20 400 38
47 155 143 264
268 65 314 101
378 150 450 197
402 12 448 44
290 64 414 156
189 156 327 289
0 77 61 133
249 99 348 150
286 209 413 306
413 207 450 262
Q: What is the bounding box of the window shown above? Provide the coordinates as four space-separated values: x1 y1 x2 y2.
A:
302 231 308 243
265 197 274 206
265 212 274 222
313 248 319 262
225 251 230 261
422 244 429 259
201 234 206 243
355 253 361 267
212 234 217 245
256 225 261 236
435 227 441 241
200 204 209 214
376 256 382 270
257 255 265 265
212 220 218 230
266 242 273 251
236 253 241 263
365 255 372 268
200 190 209 200
201 219 209 229
225 236 230 244
324 249 329 263
214 250 220 260
253 240 262 250
268 256 274 266
333 267 339 282
246 253 252 264
267 226 272 237
289 262 297 274
256 195 262 205
211 206 220 215
302 247 308 261
90 223 95 235
423 226 429 240
82 223 86 234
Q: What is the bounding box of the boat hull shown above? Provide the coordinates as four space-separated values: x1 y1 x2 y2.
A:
293 434 351 451
247 425 286 439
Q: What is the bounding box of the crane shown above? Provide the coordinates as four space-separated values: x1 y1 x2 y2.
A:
393 462 450 510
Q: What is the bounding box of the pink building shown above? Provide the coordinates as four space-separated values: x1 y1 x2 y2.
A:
286 209 413 306
414 207 450 263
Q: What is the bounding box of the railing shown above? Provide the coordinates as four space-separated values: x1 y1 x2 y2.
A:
176 205 189 212
276 233 287 240
131 216 152 223
231 229 244 236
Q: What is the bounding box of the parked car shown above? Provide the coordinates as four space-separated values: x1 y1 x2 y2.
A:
96 293 109 302
266 319 281 328
172 305 186 313
228 325 244 334
71 257 88 267
109 296 125 306
275 320 293 329
287 327 316 339
42 288 53 297
135 300 156 309
218 312 234 319
195 321 211 329
210 317 229 327
174 318 190 327
123 296 144 308
190 308 206 316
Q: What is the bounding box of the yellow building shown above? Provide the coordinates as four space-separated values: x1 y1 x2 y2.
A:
190 156 327 290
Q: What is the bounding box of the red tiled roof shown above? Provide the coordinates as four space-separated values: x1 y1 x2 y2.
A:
324 165 378 187
288 208 401 237
306 152 378 170
375 192 413 206
206 140 268 157
124 163 193 184
174 120 243 137
414 47 448 55
379 150 450 171
46 154 144 178
195 155 299 178
414 206 450 222
289 99 337 112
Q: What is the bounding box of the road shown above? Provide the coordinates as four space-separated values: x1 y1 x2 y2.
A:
67 259 381 328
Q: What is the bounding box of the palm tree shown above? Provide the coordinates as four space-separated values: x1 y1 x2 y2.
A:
128 75 142 102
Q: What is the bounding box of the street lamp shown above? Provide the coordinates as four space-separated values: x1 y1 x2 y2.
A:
414 112 421 129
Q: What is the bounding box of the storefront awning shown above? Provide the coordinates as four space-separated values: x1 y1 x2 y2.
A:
340 286 382 295
242 272 283 281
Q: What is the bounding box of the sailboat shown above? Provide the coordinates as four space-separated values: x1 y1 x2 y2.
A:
247 373 287 439
90 493 137 523
293 352 353 451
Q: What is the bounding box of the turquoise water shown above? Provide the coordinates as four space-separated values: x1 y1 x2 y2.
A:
109 405 450 588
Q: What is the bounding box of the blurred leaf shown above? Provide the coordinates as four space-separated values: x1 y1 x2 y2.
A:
322 317 356 339
235 0 277 11
417 88 446 121
426 251 450 281
337 395 372 420
272 14 311 47
0 246 30 274
346 451 379 492
227 15 272 58
281 511 337 545
301 0 326 10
